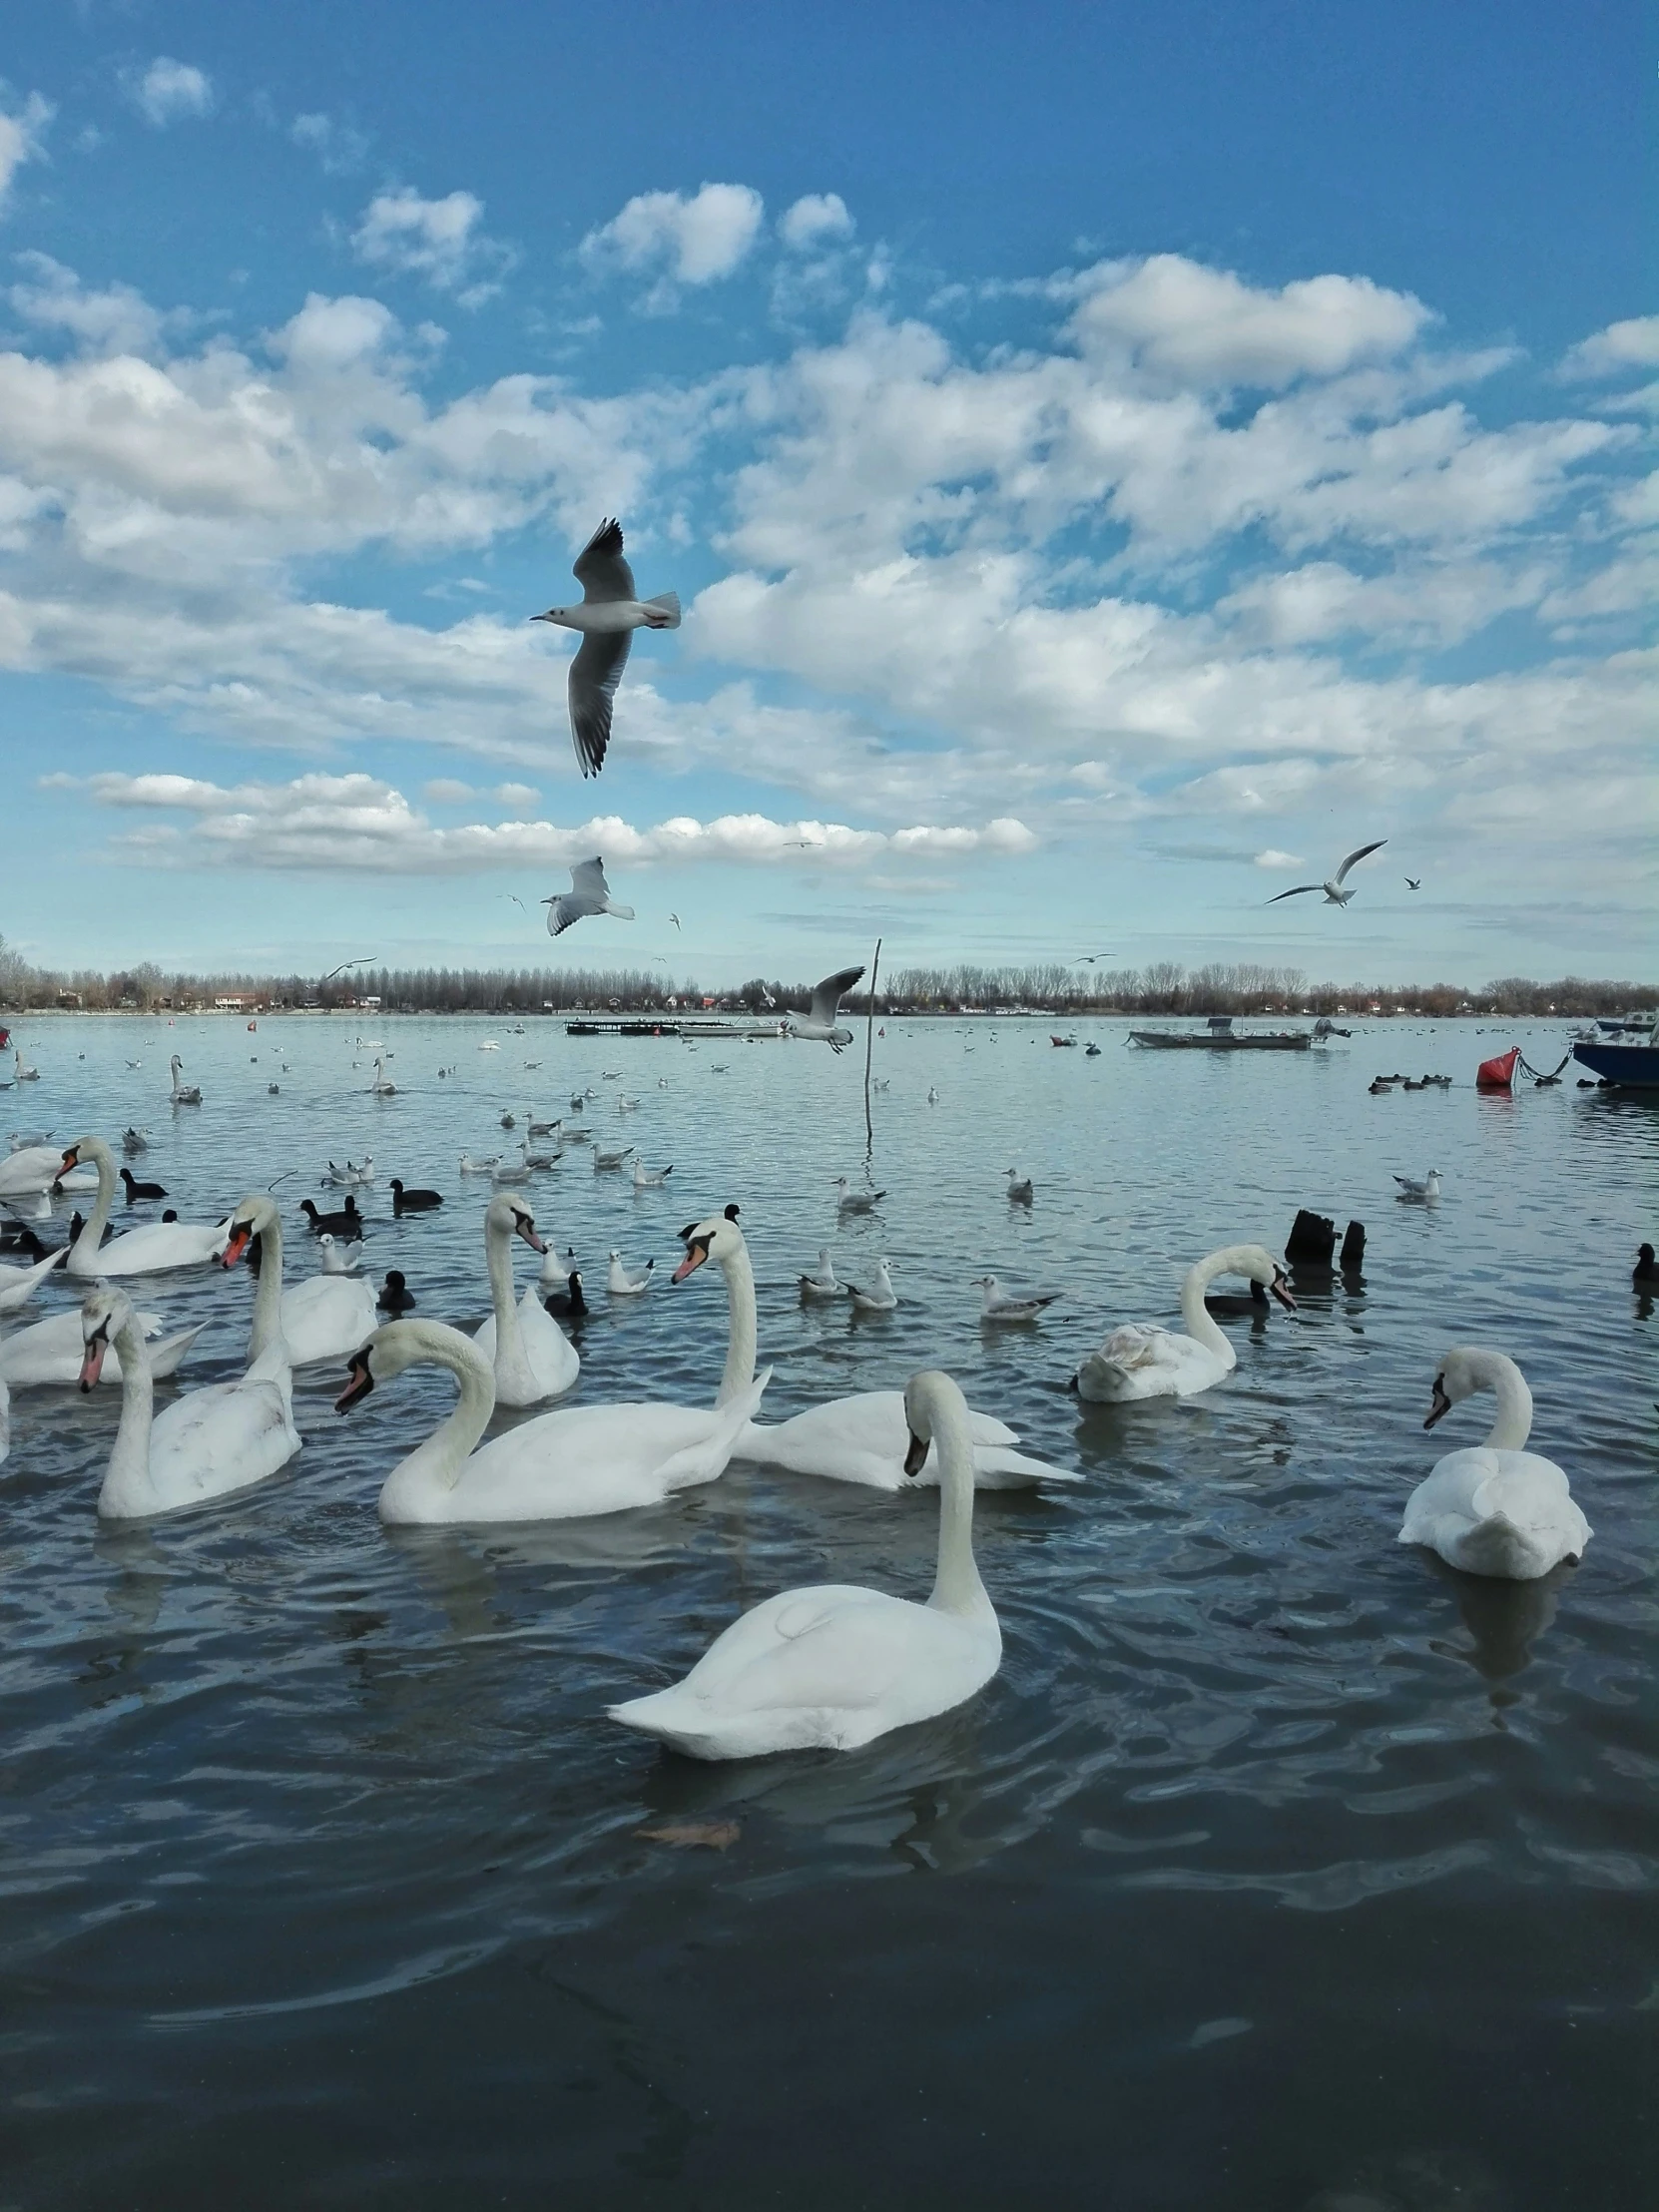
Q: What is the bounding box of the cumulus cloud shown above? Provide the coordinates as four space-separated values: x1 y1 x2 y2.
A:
129 59 214 129
8 252 172 357
54 769 1037 875
0 89 53 211
581 182 765 299
1253 848 1303 869
351 187 514 304
1069 255 1431 388
780 193 854 251
1559 315 1659 381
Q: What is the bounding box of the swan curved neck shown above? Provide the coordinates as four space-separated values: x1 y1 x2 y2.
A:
1472 1353 1532 1450
70 1140 117 1271
248 1207 284 1361
713 1239 759 1408
1179 1247 1248 1355
485 1215 527 1366
104 1308 155 1506
381 1327 496 1508
924 1384 989 1619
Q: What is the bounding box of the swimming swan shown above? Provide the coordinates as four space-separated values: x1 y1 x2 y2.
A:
80 1282 300 1519
0 1302 205 1389
1072 1243 1295 1402
335 1320 768 1525
1398 1346 1590 1580
222 1195 377 1370
609 1369 1003 1758
673 1208 1076 1490
59 1138 231 1278
472 1192 579 1405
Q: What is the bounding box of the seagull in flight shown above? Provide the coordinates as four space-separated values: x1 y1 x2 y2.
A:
1073 954 1116 964
542 856 637 937
501 893 529 915
668 912 681 930
1404 877 1421 891
532 519 681 779
787 964 865 1053
1268 839 1387 907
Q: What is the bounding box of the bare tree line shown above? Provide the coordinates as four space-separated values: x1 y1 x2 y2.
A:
1 938 1651 1020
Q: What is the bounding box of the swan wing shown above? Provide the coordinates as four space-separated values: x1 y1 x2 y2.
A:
568 633 631 778
573 517 635 602
144 1374 301 1508
809 964 865 1028
733 1390 1020 1486
1334 838 1386 885
613 1587 989 1754
278 1276 377 1368
516 1282 580 1394
89 1219 229 1277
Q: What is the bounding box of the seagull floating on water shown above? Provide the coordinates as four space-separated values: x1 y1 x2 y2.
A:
832 1178 884 1214
532 519 681 778
1268 839 1386 907
787 964 864 1053
973 1275 1060 1324
607 1251 654 1296
799 1248 840 1301
1005 1168 1033 1204
1394 1168 1442 1202
544 856 635 937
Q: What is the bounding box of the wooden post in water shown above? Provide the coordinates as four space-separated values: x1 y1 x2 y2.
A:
862 936 882 1154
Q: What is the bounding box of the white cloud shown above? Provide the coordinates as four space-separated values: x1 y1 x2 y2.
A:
8 252 170 357
1559 315 1659 380
1069 255 1431 387
1253 848 1303 869
130 59 214 129
581 183 765 299
0 90 53 211
780 194 853 251
290 111 368 176
351 188 513 305
55 769 1037 875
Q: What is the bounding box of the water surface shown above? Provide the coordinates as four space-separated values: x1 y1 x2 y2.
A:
2 1013 1654 2208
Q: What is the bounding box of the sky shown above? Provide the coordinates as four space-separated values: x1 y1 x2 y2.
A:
0 0 1652 988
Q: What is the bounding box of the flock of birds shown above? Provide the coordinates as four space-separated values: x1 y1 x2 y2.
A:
0 1033 1619 1762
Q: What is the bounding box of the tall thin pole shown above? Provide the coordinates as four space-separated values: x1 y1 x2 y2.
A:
863 935 882 1154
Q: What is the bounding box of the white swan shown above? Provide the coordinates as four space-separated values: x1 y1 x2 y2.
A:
472 1192 579 1405
222 1195 377 1370
799 1247 840 1301
58 1138 230 1277
336 1321 767 1524
0 1144 96 1199
14 1049 39 1082
609 1369 1002 1758
169 1055 202 1105
0 1246 65 1316
1 1300 205 1389
1072 1243 1294 1402
1399 1347 1590 1580
80 1283 300 1520
672 1208 1076 1491
370 1057 396 1095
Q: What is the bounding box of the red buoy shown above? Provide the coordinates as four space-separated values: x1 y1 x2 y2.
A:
1477 1046 1520 1091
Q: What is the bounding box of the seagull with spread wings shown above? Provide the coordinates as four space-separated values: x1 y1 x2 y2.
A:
786 964 865 1053
1267 839 1387 907
543 857 637 937
532 519 681 778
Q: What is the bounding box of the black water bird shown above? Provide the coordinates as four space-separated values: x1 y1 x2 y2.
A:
300 1195 363 1239
120 1168 168 1203
390 1178 443 1215
377 1270 417 1314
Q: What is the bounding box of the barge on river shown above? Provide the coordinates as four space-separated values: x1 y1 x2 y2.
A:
1571 1037 1659 1086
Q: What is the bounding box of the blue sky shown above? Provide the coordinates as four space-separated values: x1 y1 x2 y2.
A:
0 1 1652 985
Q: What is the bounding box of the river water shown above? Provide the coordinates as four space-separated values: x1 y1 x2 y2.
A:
2 1011 1654 2209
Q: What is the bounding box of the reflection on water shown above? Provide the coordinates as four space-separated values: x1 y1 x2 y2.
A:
0 1013 1654 2206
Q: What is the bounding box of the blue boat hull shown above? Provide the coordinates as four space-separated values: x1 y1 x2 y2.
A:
1572 1043 1659 1085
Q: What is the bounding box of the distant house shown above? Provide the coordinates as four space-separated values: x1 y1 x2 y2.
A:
57 990 84 1010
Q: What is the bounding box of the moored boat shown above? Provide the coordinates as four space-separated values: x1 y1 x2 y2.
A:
1572 1040 1659 1086
1130 1015 1312 1052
